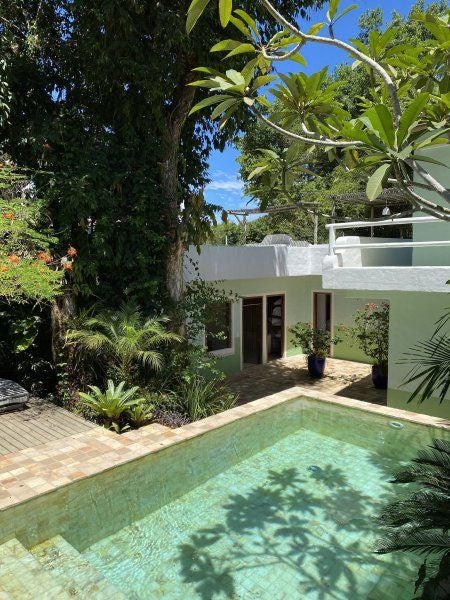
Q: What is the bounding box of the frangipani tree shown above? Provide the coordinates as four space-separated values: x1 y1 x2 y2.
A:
187 0 450 220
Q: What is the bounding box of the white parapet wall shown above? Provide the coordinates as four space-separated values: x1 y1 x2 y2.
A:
334 236 413 268
184 244 329 282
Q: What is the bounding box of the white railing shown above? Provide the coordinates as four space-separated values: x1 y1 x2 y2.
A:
326 216 450 256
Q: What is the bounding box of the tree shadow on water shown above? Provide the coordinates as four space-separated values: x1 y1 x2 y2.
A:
177 465 414 600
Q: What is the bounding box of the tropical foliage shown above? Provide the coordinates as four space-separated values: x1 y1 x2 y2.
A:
290 321 340 358
0 160 63 302
188 0 450 221
401 306 450 404
375 439 450 599
78 380 146 432
177 376 237 421
66 303 181 385
343 302 390 372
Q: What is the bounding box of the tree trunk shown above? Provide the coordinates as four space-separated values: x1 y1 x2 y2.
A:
50 290 76 362
161 68 196 303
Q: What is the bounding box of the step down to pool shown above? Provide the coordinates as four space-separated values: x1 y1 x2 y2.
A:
0 538 72 599
31 535 127 599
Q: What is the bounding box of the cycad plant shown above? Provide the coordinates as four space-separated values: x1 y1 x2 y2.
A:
374 439 450 599
66 302 181 384
79 380 145 432
401 307 450 404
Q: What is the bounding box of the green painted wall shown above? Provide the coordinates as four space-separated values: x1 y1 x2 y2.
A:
212 275 378 374
387 291 450 418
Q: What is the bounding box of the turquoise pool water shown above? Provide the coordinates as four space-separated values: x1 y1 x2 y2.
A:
82 422 420 599
4 396 446 599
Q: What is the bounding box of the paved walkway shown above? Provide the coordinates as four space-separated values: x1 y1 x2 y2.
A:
0 397 98 456
226 355 387 406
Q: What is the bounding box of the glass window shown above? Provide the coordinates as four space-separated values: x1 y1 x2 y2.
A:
206 302 232 352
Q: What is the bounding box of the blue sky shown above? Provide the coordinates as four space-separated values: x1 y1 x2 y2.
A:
203 0 429 218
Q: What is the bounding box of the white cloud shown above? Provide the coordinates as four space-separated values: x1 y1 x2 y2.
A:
206 171 243 195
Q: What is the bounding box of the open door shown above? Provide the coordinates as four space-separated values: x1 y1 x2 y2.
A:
266 295 284 361
313 292 332 333
242 297 263 365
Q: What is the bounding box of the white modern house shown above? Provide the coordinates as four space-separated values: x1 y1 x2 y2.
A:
185 145 450 419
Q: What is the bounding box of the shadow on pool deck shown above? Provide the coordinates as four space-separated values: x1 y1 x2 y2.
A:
226 356 386 407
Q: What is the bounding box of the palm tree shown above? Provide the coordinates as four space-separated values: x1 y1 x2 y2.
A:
374 439 450 599
66 302 181 384
400 306 450 404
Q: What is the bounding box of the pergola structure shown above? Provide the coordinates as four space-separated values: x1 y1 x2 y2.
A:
227 188 412 244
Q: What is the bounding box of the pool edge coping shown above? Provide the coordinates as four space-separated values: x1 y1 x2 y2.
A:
0 387 448 513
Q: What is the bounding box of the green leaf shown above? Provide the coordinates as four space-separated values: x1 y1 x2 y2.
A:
412 155 448 167
234 9 258 36
307 22 326 35
251 75 276 90
186 0 211 34
211 39 241 52
333 4 358 24
360 104 395 148
291 53 307 66
211 98 239 119
188 94 234 116
219 0 232 28
326 0 340 22
397 93 430 147
225 43 256 59
229 15 251 38
248 165 270 179
366 163 391 200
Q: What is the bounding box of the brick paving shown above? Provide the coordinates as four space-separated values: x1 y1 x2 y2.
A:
226 355 387 406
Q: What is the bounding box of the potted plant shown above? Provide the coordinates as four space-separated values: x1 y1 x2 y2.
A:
289 322 341 378
345 303 390 389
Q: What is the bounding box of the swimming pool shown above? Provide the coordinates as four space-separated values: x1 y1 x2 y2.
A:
0 394 448 599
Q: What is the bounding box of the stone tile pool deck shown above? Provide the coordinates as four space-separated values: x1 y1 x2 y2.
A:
227 356 386 406
0 386 447 514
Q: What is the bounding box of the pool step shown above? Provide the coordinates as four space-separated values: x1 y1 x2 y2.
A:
0 538 72 599
31 535 127 599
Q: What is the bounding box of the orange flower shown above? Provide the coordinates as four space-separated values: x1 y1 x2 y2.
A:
63 262 73 270
67 246 77 257
7 254 20 264
42 143 51 149
2 212 14 220
0 265 9 273
37 251 52 263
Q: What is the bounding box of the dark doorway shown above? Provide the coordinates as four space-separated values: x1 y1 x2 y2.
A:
313 292 332 333
242 297 263 365
267 295 285 361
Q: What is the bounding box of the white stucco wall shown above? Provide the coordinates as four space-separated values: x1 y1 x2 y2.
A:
334 236 413 267
185 244 328 282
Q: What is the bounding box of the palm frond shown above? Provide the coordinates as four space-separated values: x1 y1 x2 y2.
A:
399 308 450 403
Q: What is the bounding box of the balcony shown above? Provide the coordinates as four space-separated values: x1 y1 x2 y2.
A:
322 216 450 293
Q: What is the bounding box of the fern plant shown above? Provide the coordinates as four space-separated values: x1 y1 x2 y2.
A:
79 380 145 432
66 302 181 384
374 439 450 599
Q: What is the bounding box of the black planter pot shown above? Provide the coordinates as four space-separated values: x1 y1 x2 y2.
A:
372 365 388 389
307 355 326 378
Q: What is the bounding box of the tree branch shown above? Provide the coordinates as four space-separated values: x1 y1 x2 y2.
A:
259 42 303 61
259 0 402 125
393 163 450 221
253 109 362 148
410 160 450 204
